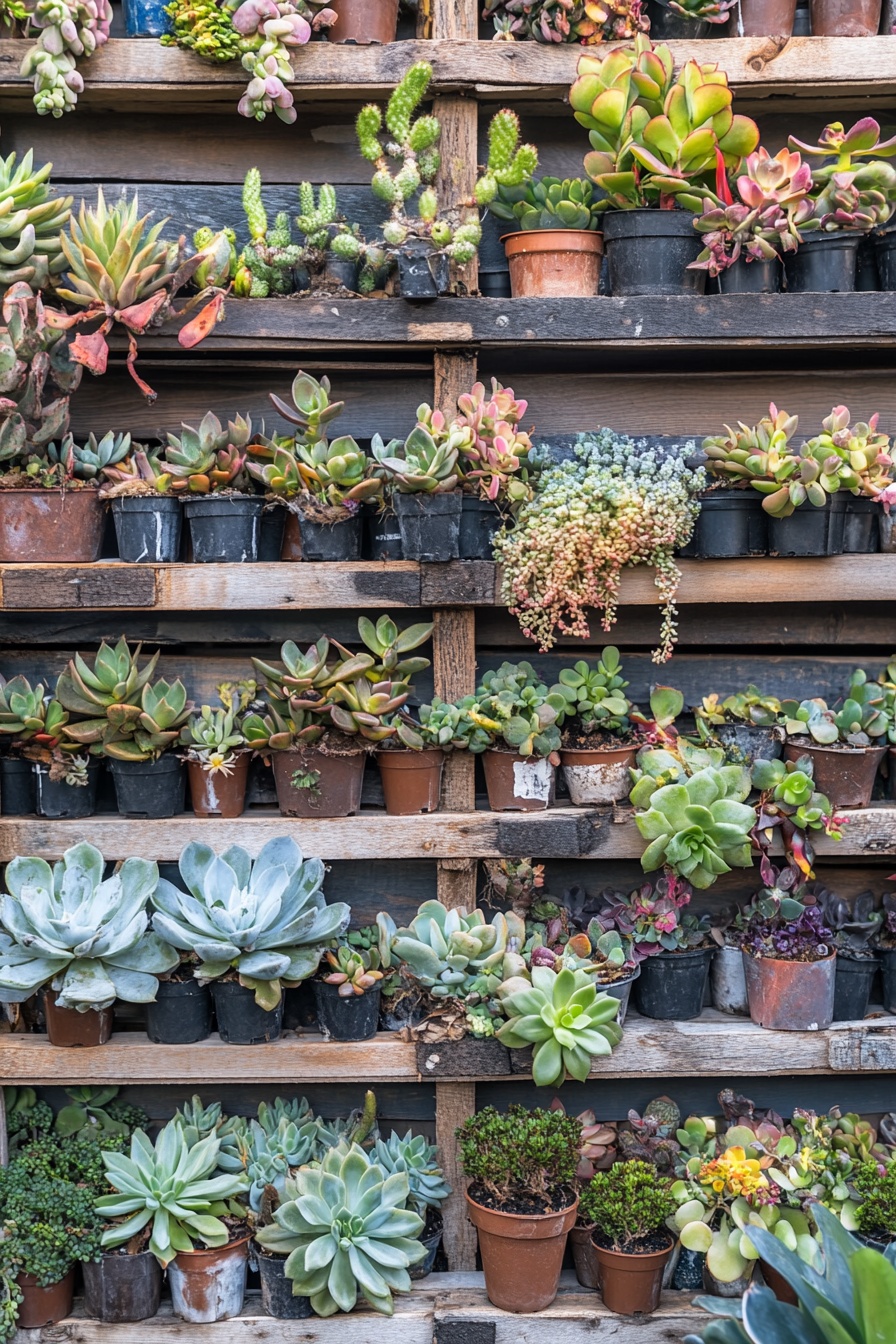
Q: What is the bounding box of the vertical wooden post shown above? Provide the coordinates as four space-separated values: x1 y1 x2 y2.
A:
0 1088 8 1168
432 0 478 38
433 95 480 295
435 1080 478 1271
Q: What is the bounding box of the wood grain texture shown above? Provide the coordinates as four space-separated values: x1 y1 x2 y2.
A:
435 1081 478 1270
433 96 480 293
434 351 478 419
433 608 477 814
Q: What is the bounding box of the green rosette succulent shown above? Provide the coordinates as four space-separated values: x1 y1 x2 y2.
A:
631 767 756 889
495 965 622 1088
377 899 520 1004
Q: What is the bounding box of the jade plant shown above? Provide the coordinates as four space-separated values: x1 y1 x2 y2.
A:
494 964 623 1086
483 0 649 43
580 1160 676 1251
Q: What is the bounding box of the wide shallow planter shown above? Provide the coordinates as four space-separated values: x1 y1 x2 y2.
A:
841 496 881 554
297 511 363 561
366 507 403 560
633 947 712 1021
377 747 444 814
783 738 886 808
809 0 880 30
881 948 896 1011
83 1250 163 1323
503 229 603 298
0 756 35 814
732 0 796 34
767 495 845 557
34 759 102 819
16 1269 75 1329
598 964 640 1025
169 1237 250 1323
111 495 181 562
328 0 398 42
690 491 768 558
559 745 635 806
483 748 556 812
713 723 783 765
394 490 462 562
833 954 877 1021
570 1224 600 1290
465 1189 577 1313
44 990 113 1047
256 1250 312 1319
0 488 104 562
271 744 366 817
717 255 780 294
146 977 213 1044
602 209 704 297
592 1231 676 1316
313 979 381 1041
647 0 711 33
743 950 836 1031
109 754 186 818
711 943 750 1015
188 755 250 818
183 495 263 562
211 980 284 1045
409 1218 443 1280
784 232 860 292
123 0 171 34
398 240 450 300
459 496 503 560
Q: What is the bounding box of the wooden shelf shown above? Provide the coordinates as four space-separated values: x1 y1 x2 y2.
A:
2 1010 893 1085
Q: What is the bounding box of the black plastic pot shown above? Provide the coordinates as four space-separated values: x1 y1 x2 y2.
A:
211 979 284 1044
874 226 896 290
602 209 705 297
646 0 712 33
146 978 213 1044
298 512 363 561
365 507 403 560
283 980 320 1031
409 1221 443 1281
257 1251 312 1318
398 241 450 300
479 269 512 299
111 496 182 563
856 234 879 292
379 985 426 1032
183 495 263 563
258 505 286 561
109 755 186 819
325 256 360 292
833 955 877 1022
633 948 712 1021
0 756 35 815
717 256 780 294
880 949 896 1013
459 497 503 560
784 233 860 293
82 1251 163 1323
691 492 768 558
792 1 811 26
767 495 845 557
841 496 881 554
394 491 462 562
313 980 381 1041
714 723 783 764
34 759 102 819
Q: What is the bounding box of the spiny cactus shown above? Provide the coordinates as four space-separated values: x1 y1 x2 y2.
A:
235 168 304 297
296 181 339 250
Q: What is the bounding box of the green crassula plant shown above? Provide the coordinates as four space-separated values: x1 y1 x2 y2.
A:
490 176 601 232
456 1104 581 1206
579 1159 677 1251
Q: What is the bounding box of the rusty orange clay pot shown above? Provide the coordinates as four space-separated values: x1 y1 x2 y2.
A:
570 1223 601 1289
783 739 886 808
592 1231 675 1315
16 1270 75 1328
743 949 836 1031
327 0 398 42
466 1190 578 1313
809 0 880 32
503 230 604 298
280 510 302 560
0 488 105 562
732 0 797 32
187 755 250 818
168 1237 250 1323
482 748 556 812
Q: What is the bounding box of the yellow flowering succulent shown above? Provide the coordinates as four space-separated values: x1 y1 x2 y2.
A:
698 1146 768 1200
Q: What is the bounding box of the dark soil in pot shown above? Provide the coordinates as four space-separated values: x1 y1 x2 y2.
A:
409 1212 443 1280
34 759 102 819
784 233 860 293
297 511 363 561
713 723 783 765
690 491 768 558
377 747 444 814
258 505 286 561
256 1249 312 1318
731 0 796 33
0 756 35 814
483 747 556 812
646 0 711 33
365 507 403 559
16 1269 75 1329
841 496 881 553
188 755 250 818
743 950 835 1031
270 743 366 817
183 494 263 563
313 980 381 1041
398 241 450 300
809 0 880 31
592 1229 676 1316
111 495 182 563
44 990 114 1047
673 1246 707 1290
603 209 705 297
327 0 398 42
146 977 213 1044
394 490 462 562
0 487 105 563
211 979 284 1044
83 1249 163 1323
717 255 780 294
783 738 886 808
459 496 503 559
465 1187 578 1313
109 754 186 818
502 229 603 298
767 495 845 557
833 954 877 1021
633 947 712 1020
379 983 427 1031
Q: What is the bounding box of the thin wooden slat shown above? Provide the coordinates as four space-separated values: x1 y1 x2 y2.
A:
435 1082 478 1271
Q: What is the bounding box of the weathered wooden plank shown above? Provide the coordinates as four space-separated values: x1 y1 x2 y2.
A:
434 608 478 814
435 1081 479 1270
419 1039 513 1078
1 567 157 610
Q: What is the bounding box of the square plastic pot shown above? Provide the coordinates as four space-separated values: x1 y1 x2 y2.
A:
691 491 768 557
0 756 36 814
313 979 381 1041
394 491 462 562
833 954 877 1021
841 496 881 553
784 233 860 292
146 978 213 1044
365 507 403 559
459 496 503 559
183 495 263 563
717 256 780 293
767 495 845 557
109 755 186 818
398 242 450 300
297 512 363 561
210 980 284 1044
34 759 102 819
187 755 250 818
111 495 182 562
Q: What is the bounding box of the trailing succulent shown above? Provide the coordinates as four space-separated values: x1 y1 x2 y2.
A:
19 0 111 118
483 0 648 43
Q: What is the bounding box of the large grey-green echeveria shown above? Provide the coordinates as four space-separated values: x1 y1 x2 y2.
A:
0 841 177 1012
632 766 756 889
376 899 520 1001
150 837 349 1010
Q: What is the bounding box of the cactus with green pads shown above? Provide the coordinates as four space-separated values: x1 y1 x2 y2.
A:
235 168 304 297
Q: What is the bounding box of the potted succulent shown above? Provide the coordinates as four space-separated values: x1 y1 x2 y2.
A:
522 886 642 1022
314 939 385 1041
803 410 892 554
372 408 469 561
0 675 101 820
483 0 649 42
693 686 785 764
551 646 637 805
853 1162 896 1251
495 963 623 1086
0 841 177 1047
781 676 889 808
472 661 568 812
454 378 537 559
376 701 454 816
0 674 46 814
580 1160 677 1314
458 1105 581 1313
99 444 182 563
373 1131 452 1278
490 175 605 298
180 682 258 818
150 837 349 1044
646 0 735 37
163 412 262 562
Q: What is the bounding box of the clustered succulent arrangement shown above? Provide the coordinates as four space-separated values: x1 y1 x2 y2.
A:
483 0 649 44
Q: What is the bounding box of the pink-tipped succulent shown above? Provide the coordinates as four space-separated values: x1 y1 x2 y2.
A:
789 118 896 231
231 0 335 125
690 147 814 276
454 379 536 506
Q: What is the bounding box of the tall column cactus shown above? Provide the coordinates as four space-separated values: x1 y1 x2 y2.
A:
356 61 537 264
235 168 304 297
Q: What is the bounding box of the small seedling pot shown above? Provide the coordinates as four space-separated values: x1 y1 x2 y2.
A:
598 964 640 1025
466 1189 578 1313
123 0 172 33
691 491 769 558
297 511 363 561
211 980 284 1045
394 490 462 562
710 943 750 1016
398 241 450 300
646 0 711 32
256 1250 313 1318
633 947 712 1021
731 0 796 35
324 256 361 291
34 759 102 819
146 977 213 1045
783 738 886 808
44 990 114 1047
258 504 286 561
713 723 783 764
809 0 880 30
570 1224 601 1290
183 495 263 563
833 954 877 1021
16 1269 75 1329
784 232 860 292
841 496 881 554
313 979 381 1041
109 754 186 818
168 1237 250 1323
365 507 403 560
458 496 503 560
767 495 845 557
483 748 556 812
559 745 636 806
479 269 512 299
271 744 366 817
502 229 604 298
188 755 250 818
717 255 780 294
111 495 182 562
592 1231 676 1316
743 949 836 1031
327 0 399 42
0 755 36 814
377 748 444 814
0 488 105 562
82 1250 163 1323
602 209 705 297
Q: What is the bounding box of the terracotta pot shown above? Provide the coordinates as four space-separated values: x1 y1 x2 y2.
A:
168 1237 250 1323
570 1224 601 1289
592 1231 675 1315
482 748 556 812
187 755 249 818
16 1269 75 1328
328 0 398 41
783 739 886 808
465 1190 577 1313
44 989 113 1046
761 1260 799 1305
810 0 880 31
281 510 302 560
0 488 105 562
502 230 603 298
270 744 365 817
732 0 796 32
743 949 836 1031
376 748 444 815
559 745 636 806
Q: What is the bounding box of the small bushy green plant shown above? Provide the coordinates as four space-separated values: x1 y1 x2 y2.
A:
456 1105 581 1205
579 1159 676 1250
854 1161 896 1236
